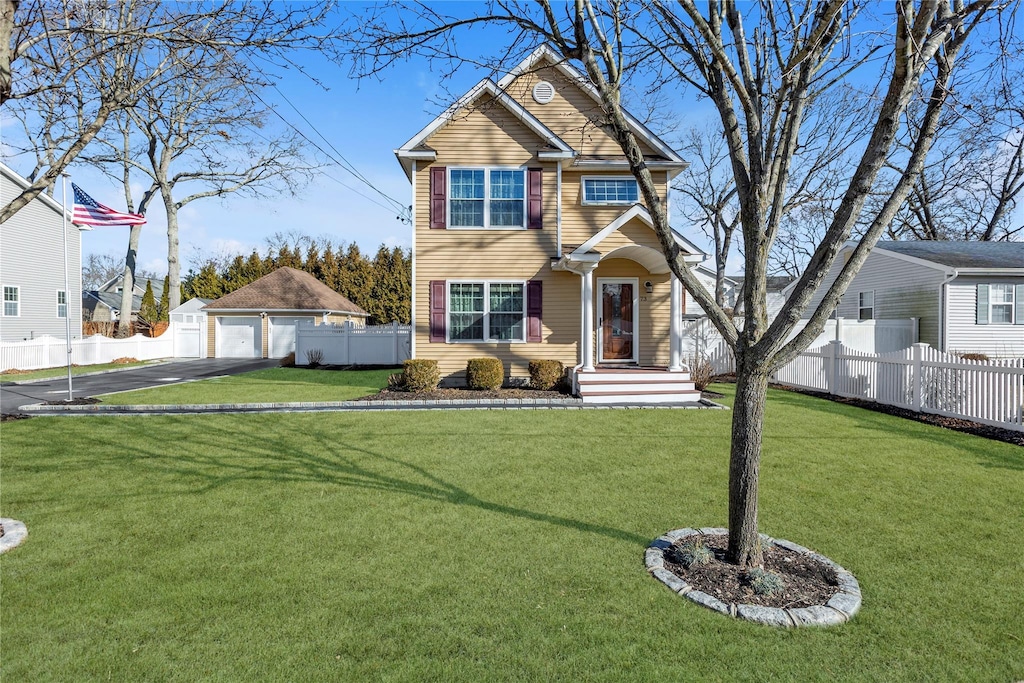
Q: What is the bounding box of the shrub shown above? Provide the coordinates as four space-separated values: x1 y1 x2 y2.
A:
528 360 564 390
666 541 712 568
688 353 714 391
305 348 324 367
402 359 440 392
745 567 785 596
387 372 406 391
954 351 990 362
280 352 295 368
466 358 504 390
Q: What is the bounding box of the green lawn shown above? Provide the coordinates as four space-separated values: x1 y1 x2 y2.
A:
0 360 160 384
100 367 396 404
1 384 1021 681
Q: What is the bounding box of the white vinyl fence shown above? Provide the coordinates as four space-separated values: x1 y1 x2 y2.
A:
295 322 411 366
1 331 175 372
774 341 1024 431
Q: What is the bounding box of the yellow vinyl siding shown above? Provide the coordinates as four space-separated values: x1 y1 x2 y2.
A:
593 259 671 366
503 62 659 158
560 171 668 249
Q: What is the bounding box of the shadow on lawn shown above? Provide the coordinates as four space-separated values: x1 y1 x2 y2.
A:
103 418 653 547
766 389 1024 472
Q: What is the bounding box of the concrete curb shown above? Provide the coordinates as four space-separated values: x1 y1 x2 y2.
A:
18 397 728 416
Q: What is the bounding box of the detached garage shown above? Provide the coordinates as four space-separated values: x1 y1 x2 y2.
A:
203 267 368 359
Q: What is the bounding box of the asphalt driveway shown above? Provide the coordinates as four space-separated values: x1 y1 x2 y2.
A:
0 358 279 415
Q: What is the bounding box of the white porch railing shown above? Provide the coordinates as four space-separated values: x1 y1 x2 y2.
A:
1 331 175 372
295 322 411 366
774 341 1024 432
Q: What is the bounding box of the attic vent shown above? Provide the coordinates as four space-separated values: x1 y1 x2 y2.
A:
532 81 555 104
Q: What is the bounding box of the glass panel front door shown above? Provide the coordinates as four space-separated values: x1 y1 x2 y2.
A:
600 282 634 361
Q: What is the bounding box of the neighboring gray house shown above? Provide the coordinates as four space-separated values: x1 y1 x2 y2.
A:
82 275 165 322
0 163 87 341
801 241 1024 358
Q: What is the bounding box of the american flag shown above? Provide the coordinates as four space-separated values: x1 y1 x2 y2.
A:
72 184 146 227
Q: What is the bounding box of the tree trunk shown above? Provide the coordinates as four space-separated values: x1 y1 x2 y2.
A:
164 195 181 311
0 0 18 106
727 364 769 566
115 223 142 338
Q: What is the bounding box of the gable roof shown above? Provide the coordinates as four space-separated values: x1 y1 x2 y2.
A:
99 274 165 297
0 162 88 229
203 267 368 315
395 78 574 178
875 241 1024 271
496 45 686 166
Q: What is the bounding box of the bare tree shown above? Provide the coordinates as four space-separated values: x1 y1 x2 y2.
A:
84 46 314 312
1 0 338 223
349 0 1004 566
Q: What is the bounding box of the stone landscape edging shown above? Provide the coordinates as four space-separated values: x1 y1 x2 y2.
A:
0 519 28 554
17 397 727 416
645 527 861 627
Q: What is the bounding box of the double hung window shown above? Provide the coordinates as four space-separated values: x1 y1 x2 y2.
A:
448 281 525 342
3 286 18 316
990 284 1014 324
582 177 639 205
57 290 67 318
449 168 525 228
857 291 874 320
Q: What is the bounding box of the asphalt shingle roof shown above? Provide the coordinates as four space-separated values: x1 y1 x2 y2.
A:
877 241 1024 269
203 267 367 315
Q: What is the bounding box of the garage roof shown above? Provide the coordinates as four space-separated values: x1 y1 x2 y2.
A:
203 267 368 316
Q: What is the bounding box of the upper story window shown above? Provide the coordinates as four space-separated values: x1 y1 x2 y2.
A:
449 168 525 229
57 290 67 318
583 177 639 205
3 286 19 317
858 291 874 320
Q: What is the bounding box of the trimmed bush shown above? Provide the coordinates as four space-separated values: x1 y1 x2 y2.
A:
466 358 504 390
528 359 564 391
687 353 713 391
387 372 406 391
280 352 296 368
402 359 440 392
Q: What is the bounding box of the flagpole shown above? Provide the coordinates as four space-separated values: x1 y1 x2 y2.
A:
61 173 73 401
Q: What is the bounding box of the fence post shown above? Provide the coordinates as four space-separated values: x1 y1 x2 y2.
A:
828 340 841 395
911 343 925 411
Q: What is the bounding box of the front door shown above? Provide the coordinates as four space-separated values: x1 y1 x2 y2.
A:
599 280 637 363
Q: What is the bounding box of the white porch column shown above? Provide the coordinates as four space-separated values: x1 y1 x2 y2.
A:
669 275 684 371
580 264 598 371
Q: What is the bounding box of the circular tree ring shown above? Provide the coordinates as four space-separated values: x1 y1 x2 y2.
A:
0 518 28 554
645 527 861 627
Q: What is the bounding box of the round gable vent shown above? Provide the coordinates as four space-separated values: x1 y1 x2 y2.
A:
532 81 555 104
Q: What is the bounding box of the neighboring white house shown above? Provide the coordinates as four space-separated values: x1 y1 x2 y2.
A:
0 164 87 341
83 274 165 323
799 241 1024 358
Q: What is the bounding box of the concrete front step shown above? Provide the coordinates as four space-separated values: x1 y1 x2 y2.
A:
579 381 697 393
580 390 704 405
578 371 692 384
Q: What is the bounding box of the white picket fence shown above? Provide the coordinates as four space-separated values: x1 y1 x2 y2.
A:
295 321 411 366
1 331 175 372
774 341 1024 431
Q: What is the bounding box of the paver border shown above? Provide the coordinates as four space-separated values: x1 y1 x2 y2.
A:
0 518 28 554
16 397 728 416
645 527 861 627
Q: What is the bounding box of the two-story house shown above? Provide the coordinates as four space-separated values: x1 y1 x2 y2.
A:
0 163 86 342
397 46 706 402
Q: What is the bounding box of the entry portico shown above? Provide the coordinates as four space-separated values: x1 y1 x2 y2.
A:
552 205 705 402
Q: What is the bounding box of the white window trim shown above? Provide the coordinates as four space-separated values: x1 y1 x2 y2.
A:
446 279 528 343
447 166 528 230
3 285 20 317
597 277 640 364
988 283 1015 325
581 176 640 206
56 289 68 318
857 290 874 321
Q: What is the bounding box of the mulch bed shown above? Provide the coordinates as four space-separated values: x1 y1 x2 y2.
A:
0 413 31 422
770 383 1024 447
663 534 839 609
43 397 101 406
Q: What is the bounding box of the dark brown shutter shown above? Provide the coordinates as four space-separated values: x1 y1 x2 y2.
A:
429 280 446 342
527 280 543 342
430 166 446 229
527 168 543 229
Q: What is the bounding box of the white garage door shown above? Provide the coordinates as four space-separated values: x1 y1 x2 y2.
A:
217 317 262 358
269 316 315 359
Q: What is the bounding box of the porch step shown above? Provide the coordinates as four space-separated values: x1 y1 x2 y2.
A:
576 369 701 405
